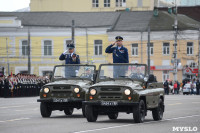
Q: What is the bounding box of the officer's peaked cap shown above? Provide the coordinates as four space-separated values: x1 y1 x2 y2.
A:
67 43 75 48
115 36 123 41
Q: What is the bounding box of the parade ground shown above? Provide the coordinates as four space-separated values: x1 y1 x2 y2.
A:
0 95 199 133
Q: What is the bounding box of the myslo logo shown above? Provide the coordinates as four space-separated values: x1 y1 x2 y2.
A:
172 127 198 132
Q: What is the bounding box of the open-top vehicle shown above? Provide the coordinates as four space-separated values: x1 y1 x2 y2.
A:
37 64 96 117
83 63 165 123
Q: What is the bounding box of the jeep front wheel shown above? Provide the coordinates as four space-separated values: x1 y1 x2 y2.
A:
133 100 146 123
108 112 118 120
152 99 164 121
40 102 52 118
64 108 74 115
85 105 98 122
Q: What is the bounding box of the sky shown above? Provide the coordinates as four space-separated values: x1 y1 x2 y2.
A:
0 0 30 12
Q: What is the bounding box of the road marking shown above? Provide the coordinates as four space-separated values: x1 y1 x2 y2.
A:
168 103 182 106
0 118 30 123
0 105 25 109
73 115 200 133
15 108 39 112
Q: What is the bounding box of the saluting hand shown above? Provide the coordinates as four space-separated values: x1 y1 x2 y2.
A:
112 41 117 46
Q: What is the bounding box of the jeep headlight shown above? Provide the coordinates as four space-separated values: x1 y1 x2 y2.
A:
124 89 131 95
44 87 50 93
74 87 80 93
90 89 97 96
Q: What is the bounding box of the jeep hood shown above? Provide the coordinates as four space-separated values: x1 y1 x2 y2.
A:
92 80 142 89
44 80 91 87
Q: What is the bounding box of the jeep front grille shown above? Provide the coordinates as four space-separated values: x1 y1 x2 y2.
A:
53 86 71 90
51 91 72 98
99 92 122 99
100 87 121 91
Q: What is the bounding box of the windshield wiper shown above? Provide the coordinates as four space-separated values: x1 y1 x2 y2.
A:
119 76 133 81
100 76 115 81
70 76 85 81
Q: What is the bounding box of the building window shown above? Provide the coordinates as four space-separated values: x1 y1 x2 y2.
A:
116 0 126 7
44 40 52 56
137 0 143 7
163 70 169 82
187 42 193 55
104 0 110 7
147 43 153 55
132 43 138 56
94 40 102 55
163 43 170 55
92 0 99 7
22 40 28 56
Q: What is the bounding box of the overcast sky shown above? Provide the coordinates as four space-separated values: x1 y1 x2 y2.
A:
0 0 30 12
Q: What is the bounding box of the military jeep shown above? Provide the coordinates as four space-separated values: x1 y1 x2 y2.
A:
83 63 165 123
37 64 96 117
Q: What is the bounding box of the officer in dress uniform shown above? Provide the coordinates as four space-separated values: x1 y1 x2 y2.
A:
59 44 80 78
59 43 80 64
105 36 129 78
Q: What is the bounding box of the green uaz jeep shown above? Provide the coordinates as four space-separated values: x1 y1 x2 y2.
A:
83 63 164 123
37 64 96 117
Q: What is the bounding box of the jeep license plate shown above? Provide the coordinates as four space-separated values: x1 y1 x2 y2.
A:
53 99 68 102
101 101 118 106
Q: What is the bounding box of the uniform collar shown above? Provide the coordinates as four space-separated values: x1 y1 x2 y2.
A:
117 45 123 50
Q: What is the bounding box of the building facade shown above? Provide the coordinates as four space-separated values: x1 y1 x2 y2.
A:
30 0 154 12
0 11 200 82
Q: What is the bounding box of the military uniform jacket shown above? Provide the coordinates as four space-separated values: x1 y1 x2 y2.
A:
105 45 129 63
59 53 80 64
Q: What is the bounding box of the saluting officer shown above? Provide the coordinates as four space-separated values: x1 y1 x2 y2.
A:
105 36 129 78
105 36 129 63
59 43 80 64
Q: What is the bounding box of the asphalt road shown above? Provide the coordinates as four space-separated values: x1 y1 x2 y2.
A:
0 95 200 133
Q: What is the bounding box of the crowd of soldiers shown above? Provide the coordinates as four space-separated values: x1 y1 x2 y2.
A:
0 73 50 98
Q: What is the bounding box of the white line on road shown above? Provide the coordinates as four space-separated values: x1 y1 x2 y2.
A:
73 115 200 133
168 103 182 106
0 105 25 109
15 108 39 112
0 118 30 123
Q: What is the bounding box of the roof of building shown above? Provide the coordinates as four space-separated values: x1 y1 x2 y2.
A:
0 12 120 28
157 6 200 22
0 11 199 31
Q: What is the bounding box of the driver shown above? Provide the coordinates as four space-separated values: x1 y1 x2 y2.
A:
81 67 93 79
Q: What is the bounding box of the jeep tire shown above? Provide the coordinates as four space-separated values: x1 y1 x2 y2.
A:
64 108 74 115
85 105 98 122
40 102 52 118
152 98 164 121
108 112 118 120
133 100 146 123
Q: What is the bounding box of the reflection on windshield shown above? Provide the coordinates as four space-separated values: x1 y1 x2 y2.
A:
54 66 95 80
99 65 145 80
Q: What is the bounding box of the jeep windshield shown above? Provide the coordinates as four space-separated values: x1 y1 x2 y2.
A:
98 64 146 81
53 65 95 81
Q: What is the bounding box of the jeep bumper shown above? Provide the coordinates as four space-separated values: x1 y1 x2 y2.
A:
37 98 84 110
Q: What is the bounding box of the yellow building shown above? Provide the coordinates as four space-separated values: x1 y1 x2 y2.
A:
0 12 117 76
1 11 200 83
30 0 154 12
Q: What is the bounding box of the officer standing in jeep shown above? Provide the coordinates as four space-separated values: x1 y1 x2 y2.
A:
59 43 80 78
105 36 129 78
105 36 129 63
59 43 80 64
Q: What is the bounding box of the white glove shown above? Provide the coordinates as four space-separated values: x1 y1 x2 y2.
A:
63 49 68 55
